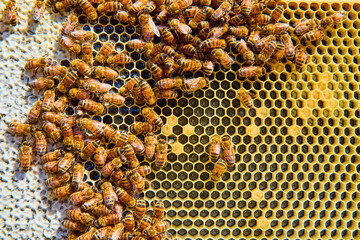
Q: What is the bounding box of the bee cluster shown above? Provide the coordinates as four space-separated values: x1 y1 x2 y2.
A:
4 0 349 238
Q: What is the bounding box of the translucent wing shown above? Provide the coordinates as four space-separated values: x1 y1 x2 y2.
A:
147 15 160 37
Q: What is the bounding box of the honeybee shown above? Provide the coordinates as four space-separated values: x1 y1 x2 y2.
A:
81 193 103 211
294 19 318 35
71 163 85 190
107 223 124 240
114 10 137 24
45 172 71 189
129 0 148 13
321 11 346 29
153 200 165 220
132 83 145 106
115 187 136 208
106 146 123 161
78 45 92 69
24 57 52 70
76 227 97 240
102 158 122 178
71 59 92 76
79 99 106 115
52 183 74 199
81 140 100 160
138 214 152 232
156 7 170 23
93 226 112 240
119 77 139 97
177 59 202 72
73 124 84 155
209 135 221 162
8 121 35 135
126 39 148 51
68 88 92 100
59 35 81 55
180 44 197 56
155 77 182 89
91 147 106 170
235 39 255 64
228 26 248 38
56 70 78 94
91 204 113 218
142 108 163 129
229 14 246 26
60 117 75 148
158 27 175 46
40 149 64 164
152 53 167 66
301 29 325 42
52 96 69 113
148 62 164 81
169 19 191 35
270 41 285 62
26 99 42 124
97 1 123 14
66 208 93 225
42 120 61 142
250 2 266 16
61 14 78 35
41 90 55 112
81 79 112 94
124 212 135 232
95 41 115 64
34 130 47 156
58 152 75 174
54 0 75 12
128 134 145 156
43 160 59 173
70 30 97 42
200 38 226 50
40 112 63 126
162 46 175 58
257 40 277 65
77 0 97 23
138 79 156 107
255 35 276 51
247 29 261 49
211 49 234 69
210 158 226 181
62 220 88 232
130 122 158 135
143 133 157 160
250 14 271 26
97 213 122 227
271 5 284 22
281 32 295 59
92 66 119 81
101 182 117 210
33 0 45 23
210 0 231 21
70 186 94 206
107 52 133 67
237 66 266 79
134 199 147 220
3 0 20 25
239 0 252 16
294 46 309 68
138 13 160 42
99 93 125 106
262 23 289 35
43 65 68 78
237 89 256 109
19 142 33 171
221 135 235 167
123 142 138 163
144 42 164 59
28 77 54 91
154 138 167 170
164 56 174 69
129 170 147 193
143 220 171 238
188 7 206 28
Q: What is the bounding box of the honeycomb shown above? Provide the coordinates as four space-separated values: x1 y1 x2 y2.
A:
1 0 360 239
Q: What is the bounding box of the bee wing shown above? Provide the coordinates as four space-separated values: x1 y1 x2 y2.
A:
132 183 140 199
147 15 160 37
61 36 74 46
249 92 257 98
178 22 192 35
